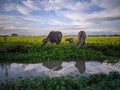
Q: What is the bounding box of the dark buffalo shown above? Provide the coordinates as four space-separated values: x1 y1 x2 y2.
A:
76 31 86 48
41 31 62 46
65 38 74 44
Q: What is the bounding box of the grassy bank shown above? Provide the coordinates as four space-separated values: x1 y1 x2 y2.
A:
0 71 120 90
0 36 120 62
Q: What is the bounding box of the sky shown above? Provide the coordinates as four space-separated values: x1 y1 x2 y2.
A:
0 0 120 36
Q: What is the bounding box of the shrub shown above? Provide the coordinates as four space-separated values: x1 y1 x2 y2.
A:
7 43 28 53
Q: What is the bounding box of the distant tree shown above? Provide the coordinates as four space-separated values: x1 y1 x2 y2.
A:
11 33 18 36
114 34 118 36
102 34 106 36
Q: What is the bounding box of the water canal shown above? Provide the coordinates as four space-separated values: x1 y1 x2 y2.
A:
0 60 120 81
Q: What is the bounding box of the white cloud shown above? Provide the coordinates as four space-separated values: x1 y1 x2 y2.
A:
44 0 91 12
58 5 120 27
48 19 70 26
3 0 41 15
92 0 120 9
0 15 43 26
3 25 17 30
70 1 91 11
3 3 15 11
22 0 40 10
15 5 31 15
3 3 31 15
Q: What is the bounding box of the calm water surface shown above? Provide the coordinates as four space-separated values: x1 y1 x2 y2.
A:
0 60 120 81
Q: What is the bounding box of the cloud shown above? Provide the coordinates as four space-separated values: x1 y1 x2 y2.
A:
0 15 44 30
16 5 32 15
58 5 120 27
22 0 40 10
3 3 15 11
44 0 92 12
0 25 120 36
92 0 120 9
0 0 120 35
2 0 41 15
3 3 31 15
86 16 120 23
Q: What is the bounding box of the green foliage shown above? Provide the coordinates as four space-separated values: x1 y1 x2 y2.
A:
78 71 120 90
0 71 120 90
7 42 28 53
87 45 120 57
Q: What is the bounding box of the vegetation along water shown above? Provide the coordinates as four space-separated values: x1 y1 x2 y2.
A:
0 71 120 90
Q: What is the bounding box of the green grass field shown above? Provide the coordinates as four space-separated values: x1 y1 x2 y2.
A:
0 36 120 45
0 36 120 62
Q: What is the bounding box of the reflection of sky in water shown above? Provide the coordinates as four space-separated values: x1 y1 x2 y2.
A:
0 61 120 81
85 61 120 75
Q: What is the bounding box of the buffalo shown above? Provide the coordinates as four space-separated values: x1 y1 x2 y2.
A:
41 31 62 46
76 31 86 48
65 38 74 44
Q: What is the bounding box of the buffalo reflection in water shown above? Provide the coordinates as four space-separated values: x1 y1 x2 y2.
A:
42 60 86 73
0 60 86 80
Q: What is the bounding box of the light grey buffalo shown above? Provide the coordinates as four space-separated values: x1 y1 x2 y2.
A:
41 31 62 46
76 31 86 48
